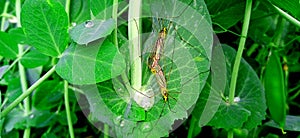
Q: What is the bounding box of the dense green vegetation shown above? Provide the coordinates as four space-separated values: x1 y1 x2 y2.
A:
0 0 300 137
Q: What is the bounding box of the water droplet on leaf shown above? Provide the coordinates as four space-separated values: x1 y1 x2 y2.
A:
84 20 94 28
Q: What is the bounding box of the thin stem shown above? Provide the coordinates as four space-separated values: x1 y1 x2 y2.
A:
229 0 252 104
1 66 56 117
128 0 142 89
64 80 75 138
273 5 300 28
0 47 30 80
187 115 197 138
112 0 119 48
1 1 9 31
104 124 109 138
227 130 233 138
65 0 71 25
16 0 31 137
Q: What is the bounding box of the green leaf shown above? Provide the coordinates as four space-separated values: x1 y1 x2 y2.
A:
265 115 300 131
57 111 78 125
90 0 113 18
207 45 267 130
192 43 226 127
206 0 245 31
0 31 18 59
269 0 300 20
32 80 64 110
70 0 90 23
69 18 115 45
6 77 22 103
21 0 69 57
27 110 57 128
20 50 49 68
8 27 27 44
55 39 126 85
4 108 26 132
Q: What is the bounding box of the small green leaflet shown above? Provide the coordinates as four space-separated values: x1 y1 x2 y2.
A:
70 18 116 45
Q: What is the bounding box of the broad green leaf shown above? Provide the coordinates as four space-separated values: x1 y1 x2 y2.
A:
20 50 49 68
57 111 78 125
248 9 274 44
21 0 69 57
269 0 300 20
207 45 266 130
90 0 113 18
192 43 226 127
6 77 21 103
8 27 27 44
70 0 90 23
265 115 300 132
77 0 212 137
0 31 18 59
26 67 43 85
4 108 26 132
41 133 57 138
32 80 64 110
69 18 115 45
206 0 245 31
26 110 57 128
55 39 126 85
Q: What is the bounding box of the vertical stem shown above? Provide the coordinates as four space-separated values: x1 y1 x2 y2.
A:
228 0 252 104
16 0 31 137
1 1 9 31
65 0 71 19
112 0 119 48
64 80 75 138
128 0 142 89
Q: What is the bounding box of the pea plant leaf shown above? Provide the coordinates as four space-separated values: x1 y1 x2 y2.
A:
206 45 267 130
0 31 18 59
55 39 126 85
265 115 300 131
32 80 64 110
20 50 49 68
70 0 91 23
90 0 113 18
69 18 115 45
21 0 69 57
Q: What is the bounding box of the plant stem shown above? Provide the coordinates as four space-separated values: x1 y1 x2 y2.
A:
112 0 119 48
227 130 233 138
0 47 30 79
0 1 9 31
64 80 75 138
128 0 142 89
65 0 70 25
1 66 56 117
228 0 252 104
104 124 109 138
187 115 196 138
16 0 31 137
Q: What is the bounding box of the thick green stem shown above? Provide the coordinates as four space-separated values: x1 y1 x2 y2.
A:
1 66 56 117
128 0 142 89
228 0 252 104
64 81 75 138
